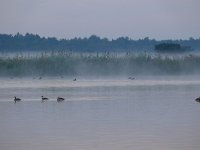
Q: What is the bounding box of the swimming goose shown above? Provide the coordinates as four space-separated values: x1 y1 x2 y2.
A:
57 97 65 102
14 96 21 103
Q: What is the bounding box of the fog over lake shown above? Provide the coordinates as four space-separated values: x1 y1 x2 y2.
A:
0 76 200 150
1 0 200 149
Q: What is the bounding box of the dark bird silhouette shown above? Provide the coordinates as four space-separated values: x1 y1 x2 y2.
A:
73 78 77 81
128 77 135 80
57 97 65 102
195 97 200 103
14 96 21 103
39 76 42 80
41 96 48 102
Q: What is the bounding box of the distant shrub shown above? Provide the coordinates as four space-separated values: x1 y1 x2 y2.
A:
155 43 190 53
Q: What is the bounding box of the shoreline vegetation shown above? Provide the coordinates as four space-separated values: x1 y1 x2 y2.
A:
0 52 200 77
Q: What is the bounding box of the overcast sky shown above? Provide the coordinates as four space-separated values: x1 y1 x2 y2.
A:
0 0 200 40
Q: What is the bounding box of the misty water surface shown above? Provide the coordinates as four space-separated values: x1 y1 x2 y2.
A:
0 76 200 150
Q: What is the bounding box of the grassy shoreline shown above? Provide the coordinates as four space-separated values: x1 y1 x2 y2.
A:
0 52 200 77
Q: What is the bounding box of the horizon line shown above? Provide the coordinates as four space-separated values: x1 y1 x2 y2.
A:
1 32 200 41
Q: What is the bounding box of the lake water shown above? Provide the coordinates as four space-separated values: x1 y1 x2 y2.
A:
0 76 200 150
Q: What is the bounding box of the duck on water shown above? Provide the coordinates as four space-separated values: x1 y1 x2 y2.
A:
128 77 135 80
195 97 200 103
14 96 21 103
57 97 65 102
41 96 48 102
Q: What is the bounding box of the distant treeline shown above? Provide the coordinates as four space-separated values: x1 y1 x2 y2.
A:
0 33 200 52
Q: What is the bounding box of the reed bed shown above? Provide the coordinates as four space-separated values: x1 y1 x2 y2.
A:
0 52 199 76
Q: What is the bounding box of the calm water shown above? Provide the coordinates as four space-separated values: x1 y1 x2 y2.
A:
0 77 200 150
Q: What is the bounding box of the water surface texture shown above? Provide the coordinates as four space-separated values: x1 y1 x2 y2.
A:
0 77 200 150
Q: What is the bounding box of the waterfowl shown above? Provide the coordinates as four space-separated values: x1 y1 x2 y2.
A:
14 96 21 103
128 77 135 80
41 96 48 101
57 97 65 102
73 78 77 81
195 97 200 103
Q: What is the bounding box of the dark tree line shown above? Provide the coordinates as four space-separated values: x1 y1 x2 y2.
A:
0 33 199 52
155 43 192 53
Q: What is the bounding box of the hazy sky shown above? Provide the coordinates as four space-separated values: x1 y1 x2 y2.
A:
0 0 200 40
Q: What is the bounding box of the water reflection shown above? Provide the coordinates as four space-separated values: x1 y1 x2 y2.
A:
0 78 200 150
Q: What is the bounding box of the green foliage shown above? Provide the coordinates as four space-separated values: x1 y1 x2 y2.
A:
0 53 200 77
155 43 180 50
0 33 198 52
155 43 190 53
